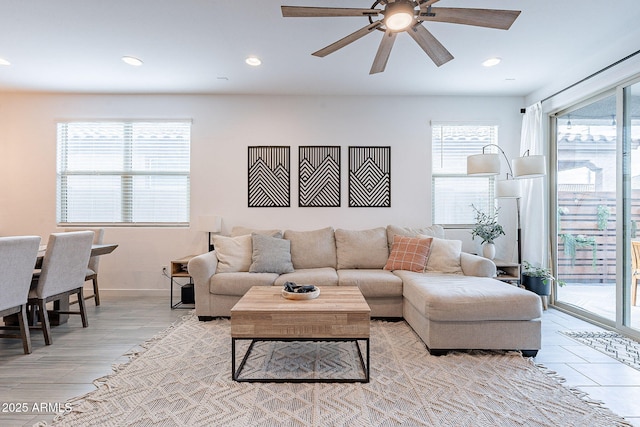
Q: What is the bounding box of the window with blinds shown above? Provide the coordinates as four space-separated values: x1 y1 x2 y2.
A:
56 121 191 226
431 123 497 225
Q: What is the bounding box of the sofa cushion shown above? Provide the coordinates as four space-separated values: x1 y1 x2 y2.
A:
249 233 294 274
212 234 252 273
396 271 543 322
423 237 463 274
230 226 282 238
338 269 403 298
386 224 445 251
384 235 432 272
335 227 389 269
274 267 339 287
210 272 279 296
284 227 337 269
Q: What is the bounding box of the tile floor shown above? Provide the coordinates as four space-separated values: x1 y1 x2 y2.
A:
538 308 640 426
0 295 639 426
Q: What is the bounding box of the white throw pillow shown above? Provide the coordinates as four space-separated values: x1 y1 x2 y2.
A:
423 236 463 274
212 234 252 273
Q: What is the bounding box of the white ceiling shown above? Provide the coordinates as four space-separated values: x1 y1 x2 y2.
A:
1 0 639 98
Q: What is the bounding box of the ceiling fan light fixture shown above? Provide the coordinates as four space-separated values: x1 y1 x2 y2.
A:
384 1 415 31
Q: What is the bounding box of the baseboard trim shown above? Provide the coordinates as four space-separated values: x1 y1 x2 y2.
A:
98 289 169 297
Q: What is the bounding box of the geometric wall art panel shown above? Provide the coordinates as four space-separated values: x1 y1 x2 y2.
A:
348 146 391 207
298 146 341 207
248 146 290 207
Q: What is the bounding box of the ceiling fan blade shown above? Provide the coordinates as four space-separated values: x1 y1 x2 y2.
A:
407 24 454 67
312 21 382 57
370 30 397 74
420 8 521 30
282 6 380 18
418 0 441 8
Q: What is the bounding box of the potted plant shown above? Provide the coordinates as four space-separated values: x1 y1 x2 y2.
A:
470 205 505 259
521 261 565 296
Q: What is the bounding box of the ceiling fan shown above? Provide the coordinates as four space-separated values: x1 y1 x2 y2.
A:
281 0 521 74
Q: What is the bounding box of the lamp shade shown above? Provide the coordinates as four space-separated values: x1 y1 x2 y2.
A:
513 155 546 178
198 215 222 232
467 153 500 176
496 179 521 198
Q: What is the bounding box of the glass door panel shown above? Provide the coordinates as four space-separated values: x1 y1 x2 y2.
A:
625 82 640 331
555 94 618 322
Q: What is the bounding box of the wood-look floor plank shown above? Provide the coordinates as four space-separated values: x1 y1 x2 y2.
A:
0 295 184 426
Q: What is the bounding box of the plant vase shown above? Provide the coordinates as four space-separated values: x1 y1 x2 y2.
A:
482 243 496 260
522 274 551 296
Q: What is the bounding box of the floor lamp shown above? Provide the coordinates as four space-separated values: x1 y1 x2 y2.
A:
496 179 522 264
467 145 546 264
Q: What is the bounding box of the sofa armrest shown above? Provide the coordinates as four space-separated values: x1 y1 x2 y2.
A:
460 252 496 277
188 251 219 314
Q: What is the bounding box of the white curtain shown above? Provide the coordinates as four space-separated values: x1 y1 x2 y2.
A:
519 102 546 267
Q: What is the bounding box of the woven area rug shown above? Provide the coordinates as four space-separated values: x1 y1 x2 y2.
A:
562 330 640 371
43 316 631 427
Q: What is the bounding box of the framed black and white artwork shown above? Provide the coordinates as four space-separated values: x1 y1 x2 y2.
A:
298 146 341 207
348 146 391 208
248 146 290 207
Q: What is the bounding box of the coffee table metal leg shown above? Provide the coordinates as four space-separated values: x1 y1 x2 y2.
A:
232 338 369 383
354 338 370 383
232 338 257 381
231 338 236 380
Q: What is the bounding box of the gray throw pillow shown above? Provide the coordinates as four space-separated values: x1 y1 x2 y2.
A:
249 233 294 274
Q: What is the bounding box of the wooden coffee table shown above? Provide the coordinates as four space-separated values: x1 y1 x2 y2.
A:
230 286 371 383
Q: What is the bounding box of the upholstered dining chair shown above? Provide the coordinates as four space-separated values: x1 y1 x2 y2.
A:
632 240 640 306
0 235 41 354
66 228 104 306
28 231 94 345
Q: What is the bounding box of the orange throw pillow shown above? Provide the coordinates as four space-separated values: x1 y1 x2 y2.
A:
384 235 433 272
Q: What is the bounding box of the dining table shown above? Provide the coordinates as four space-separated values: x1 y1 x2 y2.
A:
35 243 118 268
36 243 118 325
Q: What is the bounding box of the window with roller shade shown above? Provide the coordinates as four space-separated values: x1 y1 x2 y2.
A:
56 121 191 226
431 122 497 226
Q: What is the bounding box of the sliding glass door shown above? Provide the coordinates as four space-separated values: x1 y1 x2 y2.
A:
555 94 618 323
624 82 640 332
553 80 640 336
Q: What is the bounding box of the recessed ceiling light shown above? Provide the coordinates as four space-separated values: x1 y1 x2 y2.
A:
0 58 10 66
122 56 143 66
482 57 502 67
245 56 262 66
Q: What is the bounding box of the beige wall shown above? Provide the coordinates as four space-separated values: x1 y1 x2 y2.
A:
0 93 524 294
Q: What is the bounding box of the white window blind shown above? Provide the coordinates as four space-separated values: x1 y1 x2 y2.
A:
56 121 191 226
431 123 497 225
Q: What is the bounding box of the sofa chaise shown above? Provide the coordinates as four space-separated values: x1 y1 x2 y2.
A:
188 225 542 356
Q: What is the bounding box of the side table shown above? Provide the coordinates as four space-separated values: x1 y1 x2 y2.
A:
493 260 521 286
170 255 197 309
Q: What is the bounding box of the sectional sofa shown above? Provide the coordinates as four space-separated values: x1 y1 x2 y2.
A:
188 225 543 356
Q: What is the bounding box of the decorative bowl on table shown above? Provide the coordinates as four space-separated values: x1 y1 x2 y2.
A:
281 282 320 300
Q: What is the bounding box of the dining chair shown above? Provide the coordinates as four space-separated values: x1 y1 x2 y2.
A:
28 231 94 345
632 240 640 306
0 236 41 354
66 228 104 306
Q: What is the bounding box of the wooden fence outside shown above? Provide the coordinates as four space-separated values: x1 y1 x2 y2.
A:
557 190 640 282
